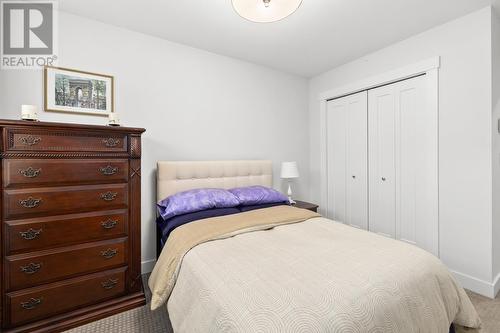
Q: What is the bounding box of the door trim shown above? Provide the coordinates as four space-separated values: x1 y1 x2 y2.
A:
318 57 440 101
318 57 440 255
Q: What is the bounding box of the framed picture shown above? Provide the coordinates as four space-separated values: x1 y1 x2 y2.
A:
44 66 114 116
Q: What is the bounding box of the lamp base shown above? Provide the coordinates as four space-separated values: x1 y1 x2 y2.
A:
287 182 296 205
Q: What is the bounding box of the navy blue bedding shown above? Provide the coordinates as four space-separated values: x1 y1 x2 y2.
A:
157 208 240 248
157 202 289 251
238 201 289 212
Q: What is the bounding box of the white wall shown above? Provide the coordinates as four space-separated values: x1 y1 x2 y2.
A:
309 7 495 296
0 12 310 272
492 9 500 294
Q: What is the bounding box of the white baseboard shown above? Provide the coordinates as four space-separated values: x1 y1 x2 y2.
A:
141 259 156 274
451 270 500 299
493 272 500 298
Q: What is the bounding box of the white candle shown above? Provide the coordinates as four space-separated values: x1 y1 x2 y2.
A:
21 105 38 120
108 113 120 126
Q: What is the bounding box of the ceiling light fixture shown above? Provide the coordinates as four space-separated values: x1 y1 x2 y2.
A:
232 0 303 23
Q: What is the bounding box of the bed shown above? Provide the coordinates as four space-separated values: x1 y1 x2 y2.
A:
149 160 481 333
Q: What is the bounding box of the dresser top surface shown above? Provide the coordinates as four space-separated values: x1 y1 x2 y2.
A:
0 119 145 134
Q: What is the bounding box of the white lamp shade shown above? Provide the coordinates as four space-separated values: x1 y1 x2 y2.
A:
281 161 299 179
232 0 302 23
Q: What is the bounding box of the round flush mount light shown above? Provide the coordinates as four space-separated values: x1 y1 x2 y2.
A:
232 0 303 23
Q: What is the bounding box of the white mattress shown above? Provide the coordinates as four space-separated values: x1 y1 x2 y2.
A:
166 217 480 333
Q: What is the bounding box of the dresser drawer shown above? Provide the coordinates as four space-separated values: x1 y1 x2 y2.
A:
6 129 128 152
6 238 126 291
5 210 128 254
3 184 128 219
7 267 126 326
3 159 129 188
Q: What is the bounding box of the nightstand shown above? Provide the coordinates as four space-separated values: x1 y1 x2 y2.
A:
292 200 319 213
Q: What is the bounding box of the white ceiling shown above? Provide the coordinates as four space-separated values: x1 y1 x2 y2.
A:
60 0 497 77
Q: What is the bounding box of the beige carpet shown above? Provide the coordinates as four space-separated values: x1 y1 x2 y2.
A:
65 274 173 333
66 274 500 333
463 290 500 333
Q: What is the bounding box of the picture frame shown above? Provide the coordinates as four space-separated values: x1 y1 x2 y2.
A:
44 66 114 116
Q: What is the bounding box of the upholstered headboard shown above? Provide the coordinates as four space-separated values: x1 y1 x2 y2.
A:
156 160 273 202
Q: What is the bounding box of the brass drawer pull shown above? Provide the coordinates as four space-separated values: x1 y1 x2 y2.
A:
20 135 41 146
20 228 42 240
102 138 120 147
19 167 41 178
101 278 118 290
101 248 118 259
21 297 42 310
20 262 42 274
100 192 117 201
19 197 42 208
101 219 118 229
100 165 118 176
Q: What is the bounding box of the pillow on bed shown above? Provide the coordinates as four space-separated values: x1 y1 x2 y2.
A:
157 188 240 220
238 201 289 212
229 185 289 206
157 207 240 245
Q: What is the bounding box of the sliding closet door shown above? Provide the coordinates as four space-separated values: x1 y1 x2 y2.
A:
326 91 368 230
368 75 438 255
368 84 397 237
346 92 368 230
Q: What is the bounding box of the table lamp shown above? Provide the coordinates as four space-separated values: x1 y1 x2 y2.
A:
281 161 299 204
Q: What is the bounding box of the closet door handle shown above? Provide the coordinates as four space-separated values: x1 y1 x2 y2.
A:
352 175 356 179
381 177 386 182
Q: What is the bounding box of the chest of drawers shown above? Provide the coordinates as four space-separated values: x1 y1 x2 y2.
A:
0 120 146 332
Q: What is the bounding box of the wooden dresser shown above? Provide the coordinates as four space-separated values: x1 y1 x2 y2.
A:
0 120 146 332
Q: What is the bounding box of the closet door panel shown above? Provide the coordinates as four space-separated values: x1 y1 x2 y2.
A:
326 91 368 228
397 76 438 255
326 101 347 222
397 81 420 245
368 87 396 238
368 75 438 255
346 92 368 230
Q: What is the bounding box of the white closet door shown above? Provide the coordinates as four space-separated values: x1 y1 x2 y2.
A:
368 75 438 255
368 85 397 237
326 99 347 222
326 91 368 229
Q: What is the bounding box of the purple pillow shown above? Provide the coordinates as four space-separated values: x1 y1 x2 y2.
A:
229 186 289 206
157 188 239 220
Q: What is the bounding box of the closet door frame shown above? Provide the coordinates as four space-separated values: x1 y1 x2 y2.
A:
318 56 440 256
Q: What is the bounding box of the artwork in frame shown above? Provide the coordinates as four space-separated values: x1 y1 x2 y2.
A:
44 66 114 116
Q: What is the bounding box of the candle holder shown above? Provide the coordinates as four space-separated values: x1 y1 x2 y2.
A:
21 105 39 121
108 113 120 127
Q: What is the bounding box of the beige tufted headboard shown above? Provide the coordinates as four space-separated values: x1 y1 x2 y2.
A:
156 160 273 202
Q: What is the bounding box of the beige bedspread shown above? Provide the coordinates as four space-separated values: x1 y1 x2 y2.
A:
149 206 481 332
